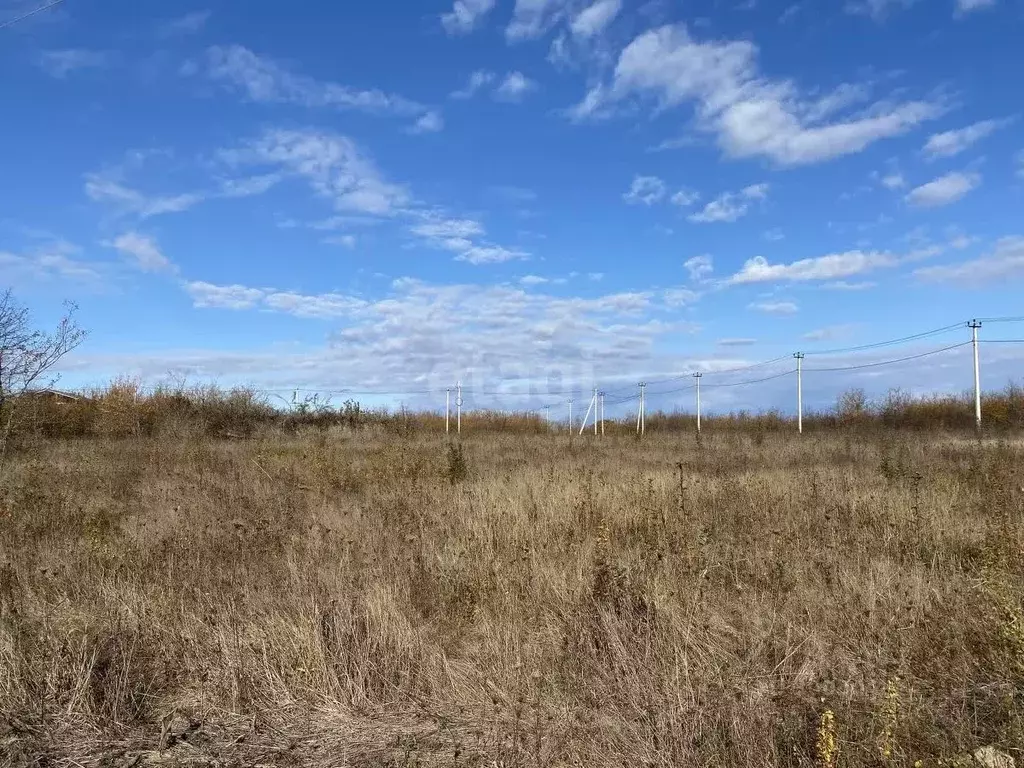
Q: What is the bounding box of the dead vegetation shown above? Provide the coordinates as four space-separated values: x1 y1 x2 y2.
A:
1 420 1023 766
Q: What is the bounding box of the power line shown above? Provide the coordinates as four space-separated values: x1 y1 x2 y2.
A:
702 368 797 389
802 322 965 356
804 342 970 372
0 0 64 30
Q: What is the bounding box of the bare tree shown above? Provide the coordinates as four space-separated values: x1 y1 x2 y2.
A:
0 289 86 466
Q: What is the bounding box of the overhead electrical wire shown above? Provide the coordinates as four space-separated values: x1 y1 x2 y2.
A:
804 342 970 372
0 0 64 30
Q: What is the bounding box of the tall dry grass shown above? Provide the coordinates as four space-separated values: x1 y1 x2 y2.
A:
2 425 1023 766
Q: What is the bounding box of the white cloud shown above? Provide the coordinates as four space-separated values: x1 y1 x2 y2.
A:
184 282 262 311
441 0 496 34
494 71 537 102
846 0 915 20
409 110 445 134
670 188 700 207
84 175 206 218
520 274 549 285
916 236 1024 284
451 70 495 99
324 235 356 248
217 173 281 198
688 183 768 223
571 24 941 166
763 228 784 241
411 218 486 240
570 0 622 38
823 280 877 290
107 232 174 273
803 324 856 342
730 251 895 283
225 128 409 216
1017 150 1024 178
684 255 713 282
0 240 102 284
748 301 798 315
905 171 980 208
880 172 906 190
922 118 1008 159
507 0 572 41
37 49 108 78
664 288 700 307
717 337 757 346
623 175 666 205
956 0 996 13
203 45 437 131
410 215 528 265
457 245 530 265
159 10 211 36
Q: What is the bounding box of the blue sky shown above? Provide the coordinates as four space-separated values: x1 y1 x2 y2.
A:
2 0 1023 414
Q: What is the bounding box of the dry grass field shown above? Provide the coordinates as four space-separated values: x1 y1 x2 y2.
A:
2 424 1023 767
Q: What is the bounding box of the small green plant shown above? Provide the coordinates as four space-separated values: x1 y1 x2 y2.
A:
445 441 468 485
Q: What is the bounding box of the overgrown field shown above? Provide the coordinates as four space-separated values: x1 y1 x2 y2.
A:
2 429 1023 767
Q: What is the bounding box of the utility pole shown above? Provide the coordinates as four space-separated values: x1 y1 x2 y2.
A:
636 382 647 437
599 392 605 436
578 388 597 436
794 353 804 434
446 388 450 434
969 319 982 430
568 398 573 433
456 381 462 435
693 372 703 433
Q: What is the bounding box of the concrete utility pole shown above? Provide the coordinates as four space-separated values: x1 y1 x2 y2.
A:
794 353 805 434
446 388 450 434
693 372 703 433
969 320 982 430
636 382 647 436
599 391 605 436
456 381 462 435
568 398 573 433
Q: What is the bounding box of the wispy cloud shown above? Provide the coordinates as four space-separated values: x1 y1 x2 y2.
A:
845 0 915 21
905 171 980 207
85 175 206 218
922 118 1010 159
159 10 211 36
106 231 175 273
202 45 439 131
748 301 798 315
803 324 857 341
408 111 445 134
451 70 496 99
684 255 713 282
441 0 496 34
916 236 1024 284
494 71 537 102
223 128 409 216
507 0 572 41
0 239 102 284
451 70 536 102
717 337 758 347
730 250 895 283
37 49 109 78
623 175 666 205
570 24 941 165
955 0 996 14
689 183 768 223
570 0 622 38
